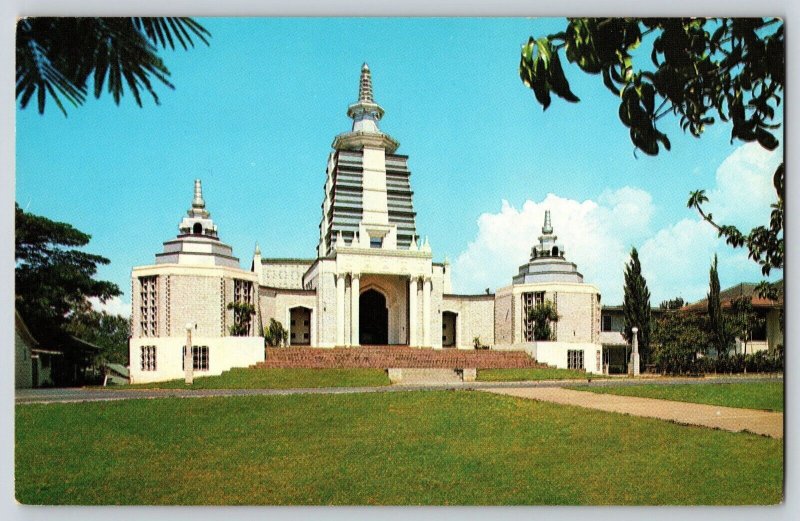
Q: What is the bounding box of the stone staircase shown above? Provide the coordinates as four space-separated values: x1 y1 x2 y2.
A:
256 346 545 369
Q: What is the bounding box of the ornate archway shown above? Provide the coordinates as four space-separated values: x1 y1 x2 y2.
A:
359 289 388 345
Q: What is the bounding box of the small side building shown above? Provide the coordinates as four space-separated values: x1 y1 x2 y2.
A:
128 181 264 384
494 211 602 373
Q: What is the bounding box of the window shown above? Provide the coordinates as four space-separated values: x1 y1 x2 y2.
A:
601 314 613 332
232 279 254 336
182 345 210 371
140 346 157 371
139 276 158 337
370 237 383 249
567 350 584 370
522 291 547 342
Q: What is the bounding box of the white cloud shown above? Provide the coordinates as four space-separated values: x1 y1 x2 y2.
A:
89 296 131 318
704 142 782 230
638 218 721 304
452 188 654 304
451 144 782 307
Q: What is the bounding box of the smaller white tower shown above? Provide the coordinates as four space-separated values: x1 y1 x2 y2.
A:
155 179 240 268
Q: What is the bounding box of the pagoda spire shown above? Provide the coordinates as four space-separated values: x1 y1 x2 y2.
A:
189 179 210 219
358 63 374 103
347 62 385 134
333 63 399 153
542 209 553 235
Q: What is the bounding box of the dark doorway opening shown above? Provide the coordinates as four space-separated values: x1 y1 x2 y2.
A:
442 311 457 347
289 307 312 346
360 289 388 345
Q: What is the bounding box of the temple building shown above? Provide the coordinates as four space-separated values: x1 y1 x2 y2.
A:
128 64 602 383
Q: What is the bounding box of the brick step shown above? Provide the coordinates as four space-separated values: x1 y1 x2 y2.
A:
256 346 545 369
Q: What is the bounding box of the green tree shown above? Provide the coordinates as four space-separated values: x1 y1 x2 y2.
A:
264 319 288 347
520 18 784 277
227 301 256 336
728 296 766 355
527 300 559 341
17 17 210 115
15 204 121 345
707 254 731 357
651 311 709 374
622 247 652 363
65 305 130 365
658 297 685 310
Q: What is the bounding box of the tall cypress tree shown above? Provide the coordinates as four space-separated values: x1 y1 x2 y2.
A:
623 247 652 364
707 254 728 357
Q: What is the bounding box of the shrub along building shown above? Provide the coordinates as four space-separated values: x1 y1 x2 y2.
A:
681 281 784 355
129 64 603 383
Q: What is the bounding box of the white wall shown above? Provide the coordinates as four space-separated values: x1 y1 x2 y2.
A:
533 341 603 374
129 336 264 384
495 341 602 374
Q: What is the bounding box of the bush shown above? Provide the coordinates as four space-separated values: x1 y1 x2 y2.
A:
686 351 783 375
473 336 489 350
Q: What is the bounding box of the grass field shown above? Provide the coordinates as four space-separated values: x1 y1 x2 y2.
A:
569 382 784 412
477 367 604 382
16 390 782 505
124 367 391 389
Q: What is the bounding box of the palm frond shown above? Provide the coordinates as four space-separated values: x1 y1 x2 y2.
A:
132 17 210 50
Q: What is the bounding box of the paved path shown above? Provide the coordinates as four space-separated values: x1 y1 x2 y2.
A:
481 386 784 439
15 375 781 405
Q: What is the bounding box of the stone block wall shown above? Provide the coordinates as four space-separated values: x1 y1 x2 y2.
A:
168 275 225 338
554 291 599 343
494 290 514 345
260 260 313 289
442 294 495 349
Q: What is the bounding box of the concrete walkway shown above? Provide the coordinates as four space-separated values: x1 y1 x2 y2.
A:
481 386 784 439
16 375 781 405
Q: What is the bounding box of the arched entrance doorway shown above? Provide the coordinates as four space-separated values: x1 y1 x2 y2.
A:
360 289 388 345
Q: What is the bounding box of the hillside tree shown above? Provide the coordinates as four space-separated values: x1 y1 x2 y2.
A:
622 247 652 363
707 254 731 357
15 203 121 346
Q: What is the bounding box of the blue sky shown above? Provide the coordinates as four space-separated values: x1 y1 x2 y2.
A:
16 17 783 314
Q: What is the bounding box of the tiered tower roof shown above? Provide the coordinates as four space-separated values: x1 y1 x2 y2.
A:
512 210 584 284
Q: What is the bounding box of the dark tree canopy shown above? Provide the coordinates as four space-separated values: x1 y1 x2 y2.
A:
16 17 210 115
15 204 121 344
623 247 652 363
520 18 784 277
65 305 131 365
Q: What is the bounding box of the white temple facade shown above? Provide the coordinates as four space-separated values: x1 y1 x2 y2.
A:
129 64 602 383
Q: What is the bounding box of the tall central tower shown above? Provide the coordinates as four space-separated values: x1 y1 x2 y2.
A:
318 63 418 256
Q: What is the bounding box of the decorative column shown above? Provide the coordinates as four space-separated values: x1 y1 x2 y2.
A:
630 326 640 376
184 322 194 385
408 276 418 346
336 273 345 346
422 277 432 347
351 273 360 346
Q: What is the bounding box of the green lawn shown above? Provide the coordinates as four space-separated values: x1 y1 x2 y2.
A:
478 367 605 382
568 382 784 412
123 367 390 389
16 391 782 505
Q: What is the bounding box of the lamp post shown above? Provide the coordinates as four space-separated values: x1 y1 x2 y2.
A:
630 326 640 377
185 322 194 385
